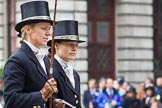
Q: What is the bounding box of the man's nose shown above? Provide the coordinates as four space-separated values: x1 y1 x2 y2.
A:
73 44 78 50
46 30 50 36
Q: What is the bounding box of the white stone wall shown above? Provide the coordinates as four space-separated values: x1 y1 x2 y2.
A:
0 0 3 62
115 0 154 87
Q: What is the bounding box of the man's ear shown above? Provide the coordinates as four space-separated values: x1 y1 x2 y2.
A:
25 25 32 35
55 43 58 49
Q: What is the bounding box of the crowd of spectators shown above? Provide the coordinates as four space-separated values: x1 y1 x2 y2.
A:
0 76 162 108
83 76 162 108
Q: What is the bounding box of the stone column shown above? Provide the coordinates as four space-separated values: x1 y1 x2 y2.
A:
115 0 153 87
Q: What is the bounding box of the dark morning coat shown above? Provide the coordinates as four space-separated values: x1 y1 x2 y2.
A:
4 42 50 108
53 59 81 108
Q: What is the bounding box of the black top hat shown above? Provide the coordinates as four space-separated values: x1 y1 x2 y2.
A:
15 1 53 36
47 20 85 47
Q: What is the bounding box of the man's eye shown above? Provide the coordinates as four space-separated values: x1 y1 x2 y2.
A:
68 43 78 47
41 27 51 31
69 43 73 46
41 28 47 30
68 43 74 46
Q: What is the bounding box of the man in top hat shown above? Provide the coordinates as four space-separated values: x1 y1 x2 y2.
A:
47 20 85 108
4 1 58 108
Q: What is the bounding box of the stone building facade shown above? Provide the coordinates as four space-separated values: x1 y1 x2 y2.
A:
116 0 154 87
0 0 157 95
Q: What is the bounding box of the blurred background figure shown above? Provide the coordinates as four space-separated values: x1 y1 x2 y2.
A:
144 77 154 86
83 78 98 108
97 77 106 94
140 83 155 108
0 81 4 107
113 80 120 92
97 78 123 108
154 77 162 103
118 81 130 98
150 97 162 108
116 76 127 98
123 86 140 108
117 76 125 87
0 90 3 108
136 82 145 101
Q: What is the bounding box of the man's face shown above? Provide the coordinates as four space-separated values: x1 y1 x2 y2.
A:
28 22 51 48
106 79 113 89
89 79 97 89
126 92 135 98
146 89 154 96
156 77 162 87
55 41 78 61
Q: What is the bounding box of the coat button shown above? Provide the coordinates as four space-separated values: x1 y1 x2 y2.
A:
76 100 78 104
74 95 77 98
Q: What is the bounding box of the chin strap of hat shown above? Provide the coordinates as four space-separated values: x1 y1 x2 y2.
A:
49 0 57 108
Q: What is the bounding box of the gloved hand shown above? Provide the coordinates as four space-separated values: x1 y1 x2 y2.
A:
53 99 65 108
40 78 58 101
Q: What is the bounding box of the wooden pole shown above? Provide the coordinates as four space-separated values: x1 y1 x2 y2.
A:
49 0 57 108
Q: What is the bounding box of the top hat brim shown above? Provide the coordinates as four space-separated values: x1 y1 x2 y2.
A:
15 19 53 32
47 39 85 47
55 39 85 43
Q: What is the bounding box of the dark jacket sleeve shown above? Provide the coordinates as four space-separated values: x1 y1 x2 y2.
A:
4 54 45 108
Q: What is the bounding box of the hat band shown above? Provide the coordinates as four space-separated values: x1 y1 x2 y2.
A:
22 16 51 21
54 35 79 41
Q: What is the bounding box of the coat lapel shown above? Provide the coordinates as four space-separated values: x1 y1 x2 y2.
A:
74 72 80 93
44 56 50 77
54 59 79 95
37 63 48 80
21 42 48 80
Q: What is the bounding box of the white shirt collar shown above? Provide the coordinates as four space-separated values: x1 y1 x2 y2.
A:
24 40 45 60
54 55 74 74
24 40 44 55
54 55 71 68
24 40 41 54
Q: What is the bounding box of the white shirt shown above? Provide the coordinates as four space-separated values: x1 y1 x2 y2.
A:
54 55 75 88
90 88 96 95
24 40 47 75
0 104 3 108
106 88 114 95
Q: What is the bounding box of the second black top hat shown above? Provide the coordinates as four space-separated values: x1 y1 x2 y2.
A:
47 20 85 48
